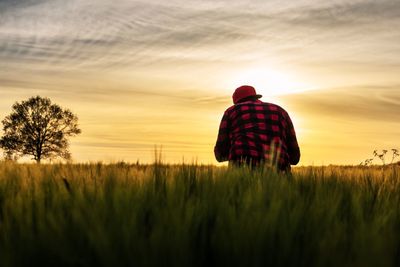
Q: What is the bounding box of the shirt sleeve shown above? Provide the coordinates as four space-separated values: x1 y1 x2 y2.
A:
284 111 300 165
214 110 230 162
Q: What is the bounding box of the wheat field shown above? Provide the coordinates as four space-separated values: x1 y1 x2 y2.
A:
0 161 399 267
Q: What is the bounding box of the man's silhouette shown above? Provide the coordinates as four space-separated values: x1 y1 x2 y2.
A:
214 85 300 172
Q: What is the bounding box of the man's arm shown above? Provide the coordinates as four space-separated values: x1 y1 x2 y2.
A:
214 111 230 162
284 112 300 165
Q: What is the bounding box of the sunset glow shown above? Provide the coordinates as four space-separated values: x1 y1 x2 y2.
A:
1 0 399 165
227 67 312 96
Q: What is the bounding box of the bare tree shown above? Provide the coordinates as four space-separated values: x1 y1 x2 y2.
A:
0 96 81 163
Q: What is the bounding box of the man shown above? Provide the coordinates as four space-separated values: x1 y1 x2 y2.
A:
214 85 300 172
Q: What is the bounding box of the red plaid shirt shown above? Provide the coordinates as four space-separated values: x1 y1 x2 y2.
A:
214 100 300 170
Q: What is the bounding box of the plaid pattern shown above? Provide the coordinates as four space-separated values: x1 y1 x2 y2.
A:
214 100 300 170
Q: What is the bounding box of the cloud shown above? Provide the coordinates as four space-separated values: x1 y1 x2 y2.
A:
1 0 399 74
0 0 48 13
279 0 400 28
1 0 399 99
281 85 400 122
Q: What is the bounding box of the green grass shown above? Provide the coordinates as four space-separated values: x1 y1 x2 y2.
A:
0 162 400 266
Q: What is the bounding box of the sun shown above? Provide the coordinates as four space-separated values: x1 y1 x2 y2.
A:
228 67 311 97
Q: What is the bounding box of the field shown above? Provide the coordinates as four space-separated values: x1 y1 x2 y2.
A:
0 161 400 267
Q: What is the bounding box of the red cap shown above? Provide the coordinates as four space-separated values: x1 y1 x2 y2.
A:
232 85 262 104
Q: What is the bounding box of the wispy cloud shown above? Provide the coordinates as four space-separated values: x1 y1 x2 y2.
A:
282 85 400 122
2 0 399 69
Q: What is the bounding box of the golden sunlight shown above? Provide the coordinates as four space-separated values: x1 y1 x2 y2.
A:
227 67 311 97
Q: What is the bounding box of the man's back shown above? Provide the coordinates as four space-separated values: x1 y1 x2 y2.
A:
214 97 300 172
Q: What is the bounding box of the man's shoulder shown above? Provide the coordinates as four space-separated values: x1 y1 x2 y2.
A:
234 101 286 111
225 101 288 115
262 102 288 113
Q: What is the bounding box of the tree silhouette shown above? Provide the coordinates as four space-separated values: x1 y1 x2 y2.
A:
0 96 81 163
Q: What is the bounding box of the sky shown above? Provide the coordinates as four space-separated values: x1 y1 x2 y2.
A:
0 0 399 165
